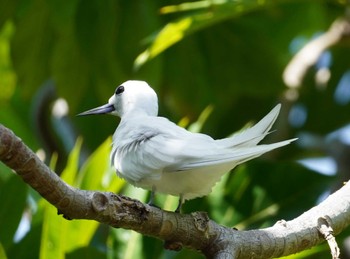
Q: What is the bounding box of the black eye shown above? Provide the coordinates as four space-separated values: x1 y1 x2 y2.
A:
115 85 125 95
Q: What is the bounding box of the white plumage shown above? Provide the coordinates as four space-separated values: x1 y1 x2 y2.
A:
79 80 296 210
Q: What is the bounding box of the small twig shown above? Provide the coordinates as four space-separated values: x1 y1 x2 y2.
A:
318 216 340 259
283 18 350 88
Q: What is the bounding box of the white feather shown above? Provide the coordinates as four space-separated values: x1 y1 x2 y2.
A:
102 81 296 201
80 80 296 202
216 104 281 148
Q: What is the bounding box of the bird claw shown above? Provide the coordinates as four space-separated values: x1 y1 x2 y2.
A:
147 200 161 209
175 195 184 213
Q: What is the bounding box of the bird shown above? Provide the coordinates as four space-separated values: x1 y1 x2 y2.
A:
78 80 296 212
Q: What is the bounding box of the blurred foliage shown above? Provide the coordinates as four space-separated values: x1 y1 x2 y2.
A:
1 0 350 258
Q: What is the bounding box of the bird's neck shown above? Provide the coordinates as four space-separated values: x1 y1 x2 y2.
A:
121 108 157 119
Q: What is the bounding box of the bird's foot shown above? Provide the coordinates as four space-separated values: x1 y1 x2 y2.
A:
147 187 161 209
147 200 161 209
174 195 184 213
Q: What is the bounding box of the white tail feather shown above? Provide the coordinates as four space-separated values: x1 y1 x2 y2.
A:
216 104 281 148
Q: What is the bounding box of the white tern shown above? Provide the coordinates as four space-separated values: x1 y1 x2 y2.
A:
79 80 296 212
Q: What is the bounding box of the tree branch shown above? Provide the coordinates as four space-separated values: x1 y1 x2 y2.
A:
1 123 350 258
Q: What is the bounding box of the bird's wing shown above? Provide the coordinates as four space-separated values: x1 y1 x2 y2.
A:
172 138 296 171
112 112 295 183
117 127 295 178
111 117 218 182
216 104 281 148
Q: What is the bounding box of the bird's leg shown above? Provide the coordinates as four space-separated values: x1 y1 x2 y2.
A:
175 194 184 213
147 186 157 207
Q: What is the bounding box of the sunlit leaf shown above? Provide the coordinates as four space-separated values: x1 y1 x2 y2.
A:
60 138 83 185
135 0 285 68
188 105 213 133
135 18 192 69
40 201 66 259
0 242 7 259
160 0 216 14
280 242 329 258
63 220 99 253
49 152 59 171
111 187 149 258
123 232 143 259
0 21 16 101
77 137 125 192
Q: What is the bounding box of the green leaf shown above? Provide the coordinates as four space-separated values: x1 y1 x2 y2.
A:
108 187 149 259
0 21 16 101
11 0 53 97
60 138 83 185
123 231 143 259
57 138 101 253
188 105 214 133
66 246 105 259
280 242 329 258
0 242 8 259
63 220 99 253
40 201 66 259
134 0 287 68
77 137 125 192
0 175 27 248
135 17 193 69
0 161 14 183
40 199 100 256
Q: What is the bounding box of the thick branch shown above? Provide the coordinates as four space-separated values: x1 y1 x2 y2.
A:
1 123 350 258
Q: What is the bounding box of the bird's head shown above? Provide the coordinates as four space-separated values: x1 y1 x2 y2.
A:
78 80 159 118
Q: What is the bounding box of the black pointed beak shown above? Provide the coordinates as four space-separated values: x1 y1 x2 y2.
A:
77 103 115 116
